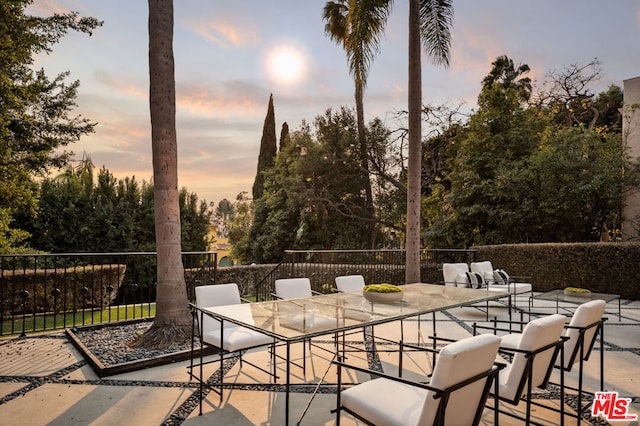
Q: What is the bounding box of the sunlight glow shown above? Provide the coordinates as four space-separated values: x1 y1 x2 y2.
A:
264 43 308 87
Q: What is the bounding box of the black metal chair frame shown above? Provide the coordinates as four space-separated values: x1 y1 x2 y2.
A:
524 311 607 425
473 320 568 426
187 303 280 415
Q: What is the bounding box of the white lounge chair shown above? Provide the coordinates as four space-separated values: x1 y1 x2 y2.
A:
470 260 532 305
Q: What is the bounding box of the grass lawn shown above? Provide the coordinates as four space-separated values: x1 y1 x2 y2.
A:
1 303 156 336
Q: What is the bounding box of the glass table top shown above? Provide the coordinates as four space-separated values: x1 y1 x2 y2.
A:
531 289 619 304
201 283 506 341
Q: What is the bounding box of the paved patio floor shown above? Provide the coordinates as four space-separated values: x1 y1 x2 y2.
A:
1 293 638 425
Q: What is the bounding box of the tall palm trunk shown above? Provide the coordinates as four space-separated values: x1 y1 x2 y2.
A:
133 0 191 349
355 79 375 247
406 0 422 283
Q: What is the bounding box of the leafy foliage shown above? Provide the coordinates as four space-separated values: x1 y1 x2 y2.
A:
424 56 634 247
0 1 101 251
17 160 211 253
236 108 386 263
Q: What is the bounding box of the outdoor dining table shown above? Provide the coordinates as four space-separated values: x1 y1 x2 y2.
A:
197 282 507 425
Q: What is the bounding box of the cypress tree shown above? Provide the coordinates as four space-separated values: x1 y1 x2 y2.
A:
252 94 277 200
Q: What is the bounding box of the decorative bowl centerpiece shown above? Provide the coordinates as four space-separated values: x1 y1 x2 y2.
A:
563 287 591 297
362 283 404 304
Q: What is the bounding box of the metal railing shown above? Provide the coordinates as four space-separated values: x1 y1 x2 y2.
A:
0 251 217 336
254 249 477 301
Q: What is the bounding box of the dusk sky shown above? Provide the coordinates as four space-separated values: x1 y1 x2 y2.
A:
29 1 640 206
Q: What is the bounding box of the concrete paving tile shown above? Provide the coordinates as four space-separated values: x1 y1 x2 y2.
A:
0 337 83 376
0 383 194 425
0 382 29 399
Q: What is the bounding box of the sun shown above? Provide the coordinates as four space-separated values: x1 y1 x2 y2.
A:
264 43 307 87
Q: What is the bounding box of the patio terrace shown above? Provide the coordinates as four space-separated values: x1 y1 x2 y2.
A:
0 292 638 425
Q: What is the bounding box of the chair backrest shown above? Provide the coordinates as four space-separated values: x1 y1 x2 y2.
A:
275 278 312 299
418 334 501 425
560 300 606 369
470 261 495 284
195 283 242 332
335 275 366 292
501 314 566 401
442 263 469 286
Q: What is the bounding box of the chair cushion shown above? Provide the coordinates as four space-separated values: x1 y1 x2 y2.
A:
341 377 427 425
202 325 274 352
196 284 243 332
455 273 468 287
341 334 500 426
419 334 501 425
559 300 606 368
335 275 366 292
487 282 532 294
443 263 469 286
275 278 312 299
470 261 493 274
499 314 566 400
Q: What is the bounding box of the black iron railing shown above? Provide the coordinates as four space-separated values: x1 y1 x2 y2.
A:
0 252 216 336
253 249 477 301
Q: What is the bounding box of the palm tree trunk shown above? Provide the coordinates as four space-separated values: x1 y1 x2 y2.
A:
132 0 191 349
406 0 422 283
355 80 376 248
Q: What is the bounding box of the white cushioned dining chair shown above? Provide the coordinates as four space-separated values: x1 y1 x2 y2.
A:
273 278 338 371
191 283 276 412
555 299 606 423
333 333 503 425
335 274 366 293
334 274 377 354
473 313 567 424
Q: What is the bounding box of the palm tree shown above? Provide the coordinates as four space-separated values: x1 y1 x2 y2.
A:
481 55 532 103
405 0 453 283
323 0 391 247
132 0 191 349
324 0 452 281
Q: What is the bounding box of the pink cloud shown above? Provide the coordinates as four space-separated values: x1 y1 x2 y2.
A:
187 19 260 49
94 71 146 99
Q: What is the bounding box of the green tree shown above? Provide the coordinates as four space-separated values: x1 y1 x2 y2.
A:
525 127 626 242
214 198 235 237
252 94 278 201
425 57 633 247
0 0 101 252
248 95 278 262
132 0 190 349
179 188 212 252
245 108 386 263
438 56 542 247
24 163 210 254
228 192 253 263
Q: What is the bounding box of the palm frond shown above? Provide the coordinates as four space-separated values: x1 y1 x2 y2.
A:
419 0 453 68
